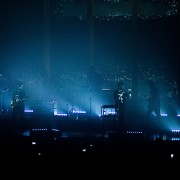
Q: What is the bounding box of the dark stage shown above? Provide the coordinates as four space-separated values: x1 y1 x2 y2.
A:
0 111 180 165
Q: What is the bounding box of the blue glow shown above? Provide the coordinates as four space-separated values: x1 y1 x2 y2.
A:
55 113 68 116
51 129 59 131
24 109 33 112
171 138 180 141
32 128 48 131
161 113 168 116
172 129 180 132
126 131 143 134
22 130 30 136
72 110 86 114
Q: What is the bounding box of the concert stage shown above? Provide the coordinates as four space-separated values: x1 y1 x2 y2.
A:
0 112 180 164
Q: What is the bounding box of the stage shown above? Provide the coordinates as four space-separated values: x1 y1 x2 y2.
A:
0 111 180 164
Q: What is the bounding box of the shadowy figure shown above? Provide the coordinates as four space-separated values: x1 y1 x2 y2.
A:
11 81 27 133
165 86 178 118
146 79 161 122
113 81 131 132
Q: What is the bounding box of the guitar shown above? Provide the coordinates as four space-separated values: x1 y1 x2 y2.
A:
118 89 131 103
11 94 26 109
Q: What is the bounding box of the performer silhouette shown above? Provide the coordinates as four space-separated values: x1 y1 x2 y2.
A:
114 81 131 132
146 79 161 121
11 81 27 133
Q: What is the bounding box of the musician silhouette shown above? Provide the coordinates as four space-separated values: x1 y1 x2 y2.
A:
146 79 161 121
114 81 131 132
11 81 27 132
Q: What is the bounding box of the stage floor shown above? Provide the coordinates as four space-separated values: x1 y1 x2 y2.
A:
0 112 180 163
